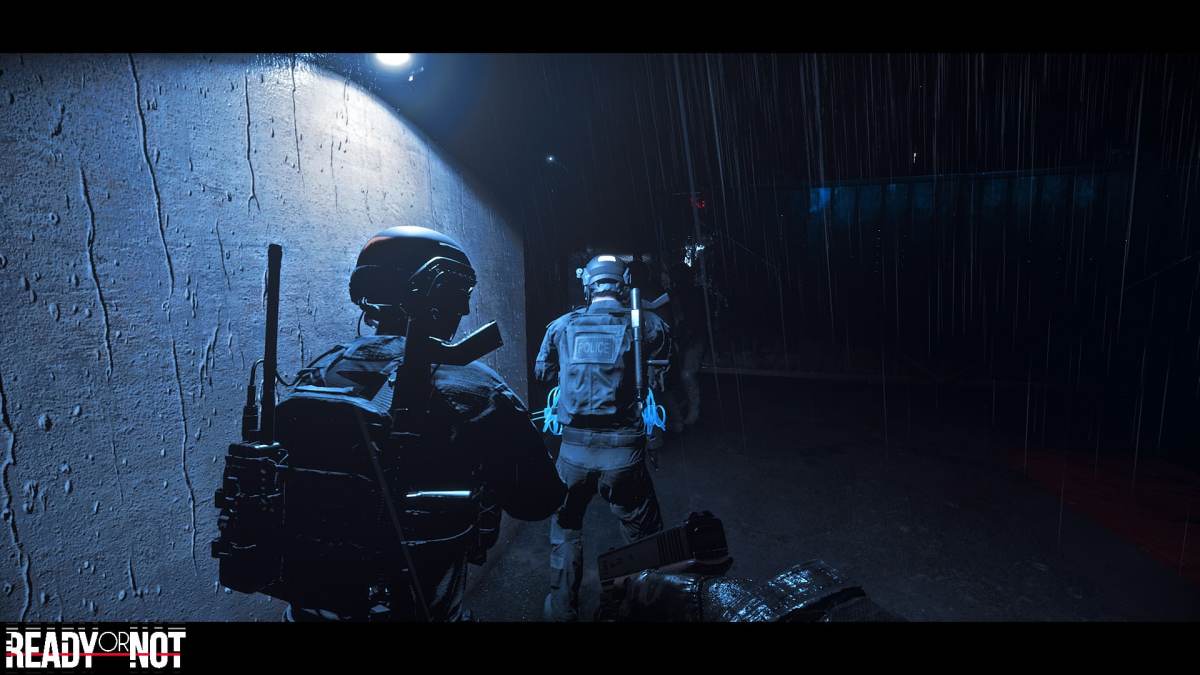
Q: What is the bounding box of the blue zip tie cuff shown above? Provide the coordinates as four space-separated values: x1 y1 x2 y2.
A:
643 388 667 436
541 386 563 436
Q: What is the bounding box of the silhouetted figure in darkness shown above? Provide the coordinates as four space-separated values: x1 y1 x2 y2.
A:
280 226 566 621
662 259 708 431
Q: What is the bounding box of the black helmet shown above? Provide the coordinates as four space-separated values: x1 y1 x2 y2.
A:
349 226 476 330
577 254 628 304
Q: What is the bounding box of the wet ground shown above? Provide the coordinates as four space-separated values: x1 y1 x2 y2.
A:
465 374 1200 621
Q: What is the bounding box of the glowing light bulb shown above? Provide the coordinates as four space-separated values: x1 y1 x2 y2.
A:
375 53 412 68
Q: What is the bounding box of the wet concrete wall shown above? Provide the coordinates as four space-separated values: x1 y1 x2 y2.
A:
0 54 528 621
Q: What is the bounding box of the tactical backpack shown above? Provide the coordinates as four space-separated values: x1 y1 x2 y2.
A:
211 244 503 620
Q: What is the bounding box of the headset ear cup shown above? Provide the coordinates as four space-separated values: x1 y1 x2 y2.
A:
348 265 374 305
349 265 402 306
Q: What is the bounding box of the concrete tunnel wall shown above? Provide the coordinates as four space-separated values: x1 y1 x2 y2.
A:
0 54 529 621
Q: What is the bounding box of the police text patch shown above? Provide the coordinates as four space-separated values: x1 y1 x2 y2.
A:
572 333 620 364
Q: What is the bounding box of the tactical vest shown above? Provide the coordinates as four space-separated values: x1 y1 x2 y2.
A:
556 308 640 429
213 336 497 619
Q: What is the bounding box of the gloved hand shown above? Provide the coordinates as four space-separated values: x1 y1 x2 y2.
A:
616 571 760 622
616 571 705 622
613 561 903 622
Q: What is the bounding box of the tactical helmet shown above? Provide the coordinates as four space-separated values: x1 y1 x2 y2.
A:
577 255 628 304
349 226 476 329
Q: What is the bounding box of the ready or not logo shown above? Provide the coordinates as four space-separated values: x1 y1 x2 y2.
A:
6 626 185 670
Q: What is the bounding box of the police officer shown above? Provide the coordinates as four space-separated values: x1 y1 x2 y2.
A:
536 254 672 621
283 226 567 621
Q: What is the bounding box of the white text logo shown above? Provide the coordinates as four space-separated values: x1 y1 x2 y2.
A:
6 627 185 670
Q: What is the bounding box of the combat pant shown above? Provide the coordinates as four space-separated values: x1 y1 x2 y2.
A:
544 451 663 622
